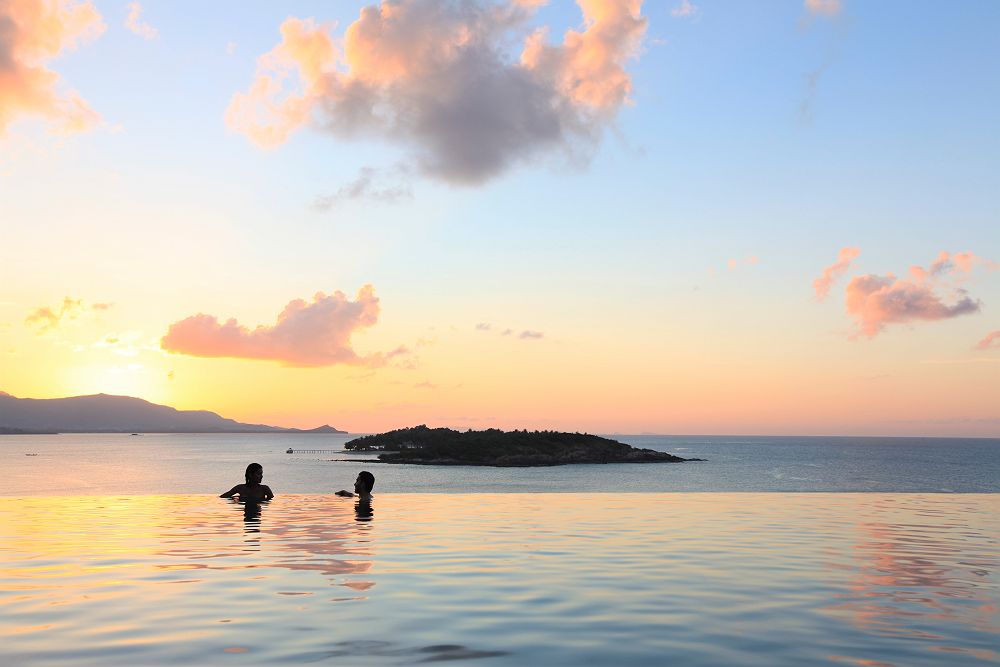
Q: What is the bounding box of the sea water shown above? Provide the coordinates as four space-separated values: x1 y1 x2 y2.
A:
1 435 998 665
1 494 997 666
1 433 998 495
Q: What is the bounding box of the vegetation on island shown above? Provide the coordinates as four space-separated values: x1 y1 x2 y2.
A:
345 425 700 467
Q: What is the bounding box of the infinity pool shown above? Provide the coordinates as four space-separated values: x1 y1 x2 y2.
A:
1 494 997 665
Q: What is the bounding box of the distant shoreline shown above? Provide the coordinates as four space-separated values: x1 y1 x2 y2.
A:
0 434 351 436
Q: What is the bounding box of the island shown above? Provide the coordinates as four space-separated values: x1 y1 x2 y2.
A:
344 425 702 466
0 391 346 434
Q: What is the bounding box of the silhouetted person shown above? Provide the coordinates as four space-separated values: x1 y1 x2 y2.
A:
221 462 274 502
336 470 374 501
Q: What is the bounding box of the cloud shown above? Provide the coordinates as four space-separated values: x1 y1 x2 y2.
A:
477 322 544 339
845 273 980 339
124 1 156 40
725 255 760 271
909 250 997 283
813 246 859 300
799 0 846 121
671 0 697 18
800 60 830 122
24 296 111 333
804 0 842 17
975 331 1000 351
226 0 647 185
92 330 157 357
0 0 105 135
313 166 413 211
161 286 388 367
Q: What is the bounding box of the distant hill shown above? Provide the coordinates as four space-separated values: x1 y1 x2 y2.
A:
346 425 700 466
0 392 345 434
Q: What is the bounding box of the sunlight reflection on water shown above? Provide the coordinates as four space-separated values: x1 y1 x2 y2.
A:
0 494 997 666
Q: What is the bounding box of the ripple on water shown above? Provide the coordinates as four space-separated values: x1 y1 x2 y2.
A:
0 493 998 666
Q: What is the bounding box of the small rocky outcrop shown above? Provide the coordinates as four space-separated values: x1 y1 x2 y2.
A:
345 425 701 467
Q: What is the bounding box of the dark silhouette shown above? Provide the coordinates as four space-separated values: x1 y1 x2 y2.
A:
336 471 375 501
355 498 373 522
220 462 274 501
243 501 263 524
0 391 345 433
345 425 700 466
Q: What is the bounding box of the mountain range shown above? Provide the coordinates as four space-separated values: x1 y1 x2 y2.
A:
0 391 344 434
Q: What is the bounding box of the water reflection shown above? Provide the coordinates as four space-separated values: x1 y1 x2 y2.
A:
234 499 264 552
1 494 997 667
355 499 373 523
241 500 263 527
825 496 1000 664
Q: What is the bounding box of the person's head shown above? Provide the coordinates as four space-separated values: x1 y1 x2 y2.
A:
354 470 375 496
245 463 263 485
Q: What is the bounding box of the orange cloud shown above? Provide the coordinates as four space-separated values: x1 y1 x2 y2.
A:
24 296 111 333
0 0 105 135
161 286 388 367
813 246 860 301
975 330 1000 351
226 0 646 184
475 322 545 340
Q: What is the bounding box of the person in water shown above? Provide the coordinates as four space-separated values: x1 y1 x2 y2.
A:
220 462 274 502
335 471 374 501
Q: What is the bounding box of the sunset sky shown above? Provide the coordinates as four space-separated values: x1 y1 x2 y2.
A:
1 0 998 436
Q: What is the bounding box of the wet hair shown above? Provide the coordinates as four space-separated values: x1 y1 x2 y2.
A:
357 470 375 494
245 462 263 484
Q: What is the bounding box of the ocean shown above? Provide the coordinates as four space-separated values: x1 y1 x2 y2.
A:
2 434 998 665
2 433 998 495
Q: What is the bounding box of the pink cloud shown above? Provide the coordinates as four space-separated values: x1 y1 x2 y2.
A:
909 251 998 283
671 0 698 19
975 330 1000 351
226 0 646 184
813 246 860 301
161 286 387 367
124 2 157 40
0 0 105 135
726 255 759 271
804 0 842 17
845 274 980 338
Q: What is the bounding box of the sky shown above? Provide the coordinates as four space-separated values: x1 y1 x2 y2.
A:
1 0 998 436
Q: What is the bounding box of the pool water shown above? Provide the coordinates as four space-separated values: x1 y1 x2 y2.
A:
1 494 998 665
